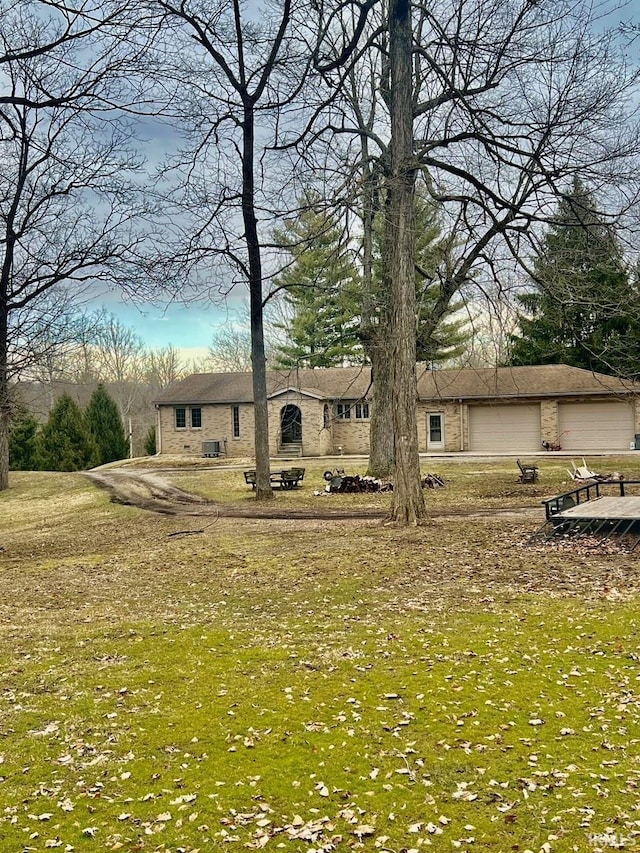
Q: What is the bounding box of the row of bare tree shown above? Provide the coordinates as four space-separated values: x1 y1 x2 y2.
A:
2 0 639 523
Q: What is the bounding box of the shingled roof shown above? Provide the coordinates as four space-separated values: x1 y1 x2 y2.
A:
154 364 639 406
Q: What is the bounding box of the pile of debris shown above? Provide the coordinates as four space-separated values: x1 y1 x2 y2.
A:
568 459 624 483
316 469 446 495
422 473 446 489
323 471 393 493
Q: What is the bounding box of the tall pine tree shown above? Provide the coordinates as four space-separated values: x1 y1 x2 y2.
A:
273 191 362 368
85 384 129 465
511 179 639 376
274 189 469 368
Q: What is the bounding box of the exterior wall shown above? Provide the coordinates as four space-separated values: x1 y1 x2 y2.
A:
541 395 640 448
319 404 334 455
540 399 558 445
158 395 352 457
267 395 326 456
158 392 640 457
418 402 463 452
158 402 255 457
331 417 370 454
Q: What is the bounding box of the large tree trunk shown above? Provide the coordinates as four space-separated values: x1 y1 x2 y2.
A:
0 305 8 491
387 0 425 524
368 342 394 477
0 223 11 490
242 100 273 500
358 129 395 478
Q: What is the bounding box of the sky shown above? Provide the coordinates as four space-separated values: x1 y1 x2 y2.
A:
91 287 245 363
68 0 640 364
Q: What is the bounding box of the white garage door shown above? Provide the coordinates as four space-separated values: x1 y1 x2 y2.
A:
469 404 541 452
558 401 634 451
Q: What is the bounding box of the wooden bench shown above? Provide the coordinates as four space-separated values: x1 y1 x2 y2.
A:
244 467 305 490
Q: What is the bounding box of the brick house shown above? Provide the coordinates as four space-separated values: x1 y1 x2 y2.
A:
153 364 640 457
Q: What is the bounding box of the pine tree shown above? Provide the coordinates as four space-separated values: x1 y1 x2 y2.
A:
510 179 639 376
85 384 129 465
144 426 157 456
273 191 363 368
274 189 470 368
377 192 470 365
37 394 98 472
9 409 40 471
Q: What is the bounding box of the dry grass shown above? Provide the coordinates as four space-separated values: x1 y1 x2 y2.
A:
2 462 640 852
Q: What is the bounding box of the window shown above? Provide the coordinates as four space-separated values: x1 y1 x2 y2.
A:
336 403 351 419
190 407 202 428
232 405 240 438
323 404 330 429
355 402 370 420
175 407 186 429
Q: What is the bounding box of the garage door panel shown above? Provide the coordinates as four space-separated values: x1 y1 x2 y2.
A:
558 402 634 451
469 404 541 452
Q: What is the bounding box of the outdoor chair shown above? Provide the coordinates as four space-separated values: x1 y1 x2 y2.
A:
517 458 539 484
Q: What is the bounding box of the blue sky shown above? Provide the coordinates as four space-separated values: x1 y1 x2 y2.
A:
90 288 241 361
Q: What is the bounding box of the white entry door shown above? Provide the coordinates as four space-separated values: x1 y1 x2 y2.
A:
427 413 445 450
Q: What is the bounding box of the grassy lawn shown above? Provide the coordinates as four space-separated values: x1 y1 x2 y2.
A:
1 460 640 852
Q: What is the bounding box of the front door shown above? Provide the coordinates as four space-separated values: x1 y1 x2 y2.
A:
280 404 302 443
427 413 444 451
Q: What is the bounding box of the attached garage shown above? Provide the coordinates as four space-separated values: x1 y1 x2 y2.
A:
557 401 635 451
468 404 541 452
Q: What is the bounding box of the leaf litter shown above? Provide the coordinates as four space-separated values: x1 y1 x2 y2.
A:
3 466 640 850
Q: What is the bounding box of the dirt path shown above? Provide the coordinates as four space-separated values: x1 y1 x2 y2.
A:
86 467 540 521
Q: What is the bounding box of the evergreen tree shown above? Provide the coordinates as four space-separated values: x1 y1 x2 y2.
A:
9 409 40 471
85 384 129 465
510 179 639 376
274 189 470 368
379 192 470 365
144 425 157 456
273 191 362 368
37 394 97 472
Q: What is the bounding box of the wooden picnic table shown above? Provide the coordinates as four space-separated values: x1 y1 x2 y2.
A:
244 467 305 490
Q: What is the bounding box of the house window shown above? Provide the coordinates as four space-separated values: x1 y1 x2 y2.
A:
190 407 202 428
175 407 186 429
355 402 370 420
336 403 351 419
323 404 330 429
232 405 240 438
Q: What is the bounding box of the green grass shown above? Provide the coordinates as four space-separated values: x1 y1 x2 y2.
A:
2 463 640 852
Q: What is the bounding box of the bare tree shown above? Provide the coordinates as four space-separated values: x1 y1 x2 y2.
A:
207 324 254 373
151 0 312 499
0 9 151 489
310 0 640 523
144 343 186 390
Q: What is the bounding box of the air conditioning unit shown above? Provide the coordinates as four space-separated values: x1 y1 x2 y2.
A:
202 440 222 457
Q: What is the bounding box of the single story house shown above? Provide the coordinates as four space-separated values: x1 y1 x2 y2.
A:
153 364 640 456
